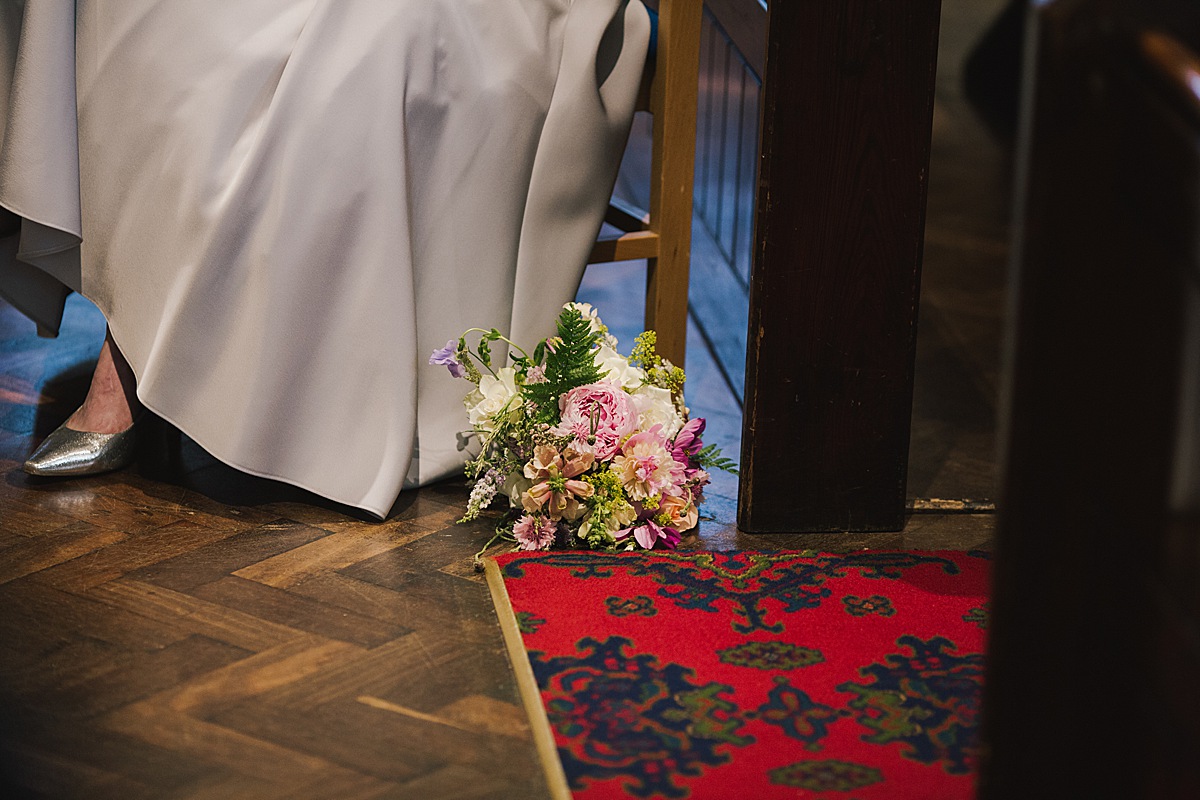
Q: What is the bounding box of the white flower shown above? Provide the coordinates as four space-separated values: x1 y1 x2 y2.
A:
504 471 532 507
629 384 683 438
564 302 603 330
465 367 519 432
593 344 645 390
564 302 620 348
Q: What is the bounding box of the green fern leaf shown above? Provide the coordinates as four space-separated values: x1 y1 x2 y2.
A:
523 307 606 422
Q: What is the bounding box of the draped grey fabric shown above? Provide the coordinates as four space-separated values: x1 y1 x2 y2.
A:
0 0 649 516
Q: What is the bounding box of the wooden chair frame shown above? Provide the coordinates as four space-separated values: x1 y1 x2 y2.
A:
588 0 701 368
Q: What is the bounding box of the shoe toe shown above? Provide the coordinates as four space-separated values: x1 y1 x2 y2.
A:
23 426 136 476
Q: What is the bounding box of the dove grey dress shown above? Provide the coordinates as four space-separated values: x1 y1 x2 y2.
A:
0 0 649 516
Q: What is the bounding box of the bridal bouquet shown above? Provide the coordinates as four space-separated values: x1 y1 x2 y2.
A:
430 303 735 553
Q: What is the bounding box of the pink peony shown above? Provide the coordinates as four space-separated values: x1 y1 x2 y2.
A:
513 514 558 551
555 380 637 460
610 426 685 501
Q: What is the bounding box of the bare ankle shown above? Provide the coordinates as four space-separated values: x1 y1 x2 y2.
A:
67 330 141 434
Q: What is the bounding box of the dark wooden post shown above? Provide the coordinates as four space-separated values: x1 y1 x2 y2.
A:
738 0 942 532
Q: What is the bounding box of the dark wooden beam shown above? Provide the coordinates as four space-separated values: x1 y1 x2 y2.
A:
738 0 941 532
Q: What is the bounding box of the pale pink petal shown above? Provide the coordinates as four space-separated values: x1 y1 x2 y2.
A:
634 522 661 550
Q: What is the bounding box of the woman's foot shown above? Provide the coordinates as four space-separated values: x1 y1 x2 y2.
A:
66 329 142 433
23 330 142 476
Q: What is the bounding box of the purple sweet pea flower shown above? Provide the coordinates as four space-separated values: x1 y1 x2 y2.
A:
429 339 467 378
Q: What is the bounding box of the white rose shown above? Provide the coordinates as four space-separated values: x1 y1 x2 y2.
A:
465 367 519 431
629 384 684 438
593 344 645 390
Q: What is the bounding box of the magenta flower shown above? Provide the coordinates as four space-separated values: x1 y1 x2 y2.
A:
555 380 637 460
672 417 706 465
616 518 680 550
429 340 466 378
513 514 558 550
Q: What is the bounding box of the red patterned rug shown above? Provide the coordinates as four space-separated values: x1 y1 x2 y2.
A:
486 550 990 800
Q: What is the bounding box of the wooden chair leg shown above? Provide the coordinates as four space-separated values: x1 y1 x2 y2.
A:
645 0 701 368
644 250 688 366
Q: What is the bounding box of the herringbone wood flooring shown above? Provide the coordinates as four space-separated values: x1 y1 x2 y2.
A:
1 356 549 798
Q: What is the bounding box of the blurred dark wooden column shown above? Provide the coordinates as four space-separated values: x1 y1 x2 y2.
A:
738 0 942 532
980 0 1200 796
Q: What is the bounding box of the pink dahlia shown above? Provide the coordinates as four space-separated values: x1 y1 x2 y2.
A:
555 381 637 460
513 514 558 551
610 426 685 501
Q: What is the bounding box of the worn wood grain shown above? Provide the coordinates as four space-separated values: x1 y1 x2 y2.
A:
739 0 942 532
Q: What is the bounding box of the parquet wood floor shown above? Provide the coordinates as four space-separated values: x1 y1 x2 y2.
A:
1 356 548 798
0 3 1005 796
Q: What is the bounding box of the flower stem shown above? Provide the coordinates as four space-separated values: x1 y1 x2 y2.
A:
472 528 511 571
462 328 532 363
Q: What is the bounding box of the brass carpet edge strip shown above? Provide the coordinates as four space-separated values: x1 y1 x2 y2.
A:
907 498 997 514
484 556 572 800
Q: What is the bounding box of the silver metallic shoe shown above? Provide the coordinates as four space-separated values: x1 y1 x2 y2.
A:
22 421 138 477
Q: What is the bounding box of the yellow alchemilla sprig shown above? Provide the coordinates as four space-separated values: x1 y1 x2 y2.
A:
585 469 625 497
650 362 686 394
581 470 635 550
629 331 659 370
630 330 687 395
